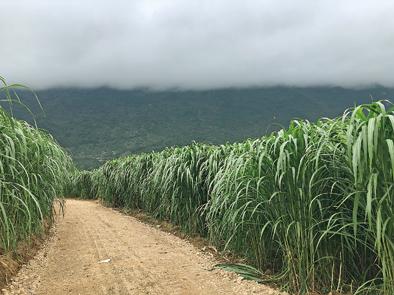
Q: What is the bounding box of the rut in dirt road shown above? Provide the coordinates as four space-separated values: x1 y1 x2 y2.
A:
4 200 283 295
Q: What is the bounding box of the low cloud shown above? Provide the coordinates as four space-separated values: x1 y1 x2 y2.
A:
1 0 394 90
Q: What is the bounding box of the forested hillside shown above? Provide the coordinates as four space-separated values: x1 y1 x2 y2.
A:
5 86 393 168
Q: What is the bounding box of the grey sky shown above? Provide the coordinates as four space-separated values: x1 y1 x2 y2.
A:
1 0 393 89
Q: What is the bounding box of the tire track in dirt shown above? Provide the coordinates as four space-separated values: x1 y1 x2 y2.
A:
2 200 284 295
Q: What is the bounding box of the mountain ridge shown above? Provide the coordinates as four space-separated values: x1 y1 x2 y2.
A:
3 86 393 169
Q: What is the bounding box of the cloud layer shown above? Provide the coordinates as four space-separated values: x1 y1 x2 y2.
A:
1 0 394 89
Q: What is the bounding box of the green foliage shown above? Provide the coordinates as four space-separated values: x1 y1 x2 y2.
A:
5 86 391 169
215 263 264 283
66 170 98 200
0 78 74 252
73 101 394 294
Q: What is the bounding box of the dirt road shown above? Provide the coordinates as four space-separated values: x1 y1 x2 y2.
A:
3 200 281 295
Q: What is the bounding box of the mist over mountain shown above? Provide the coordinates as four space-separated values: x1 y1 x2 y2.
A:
4 86 393 169
2 1 394 89
2 1 394 169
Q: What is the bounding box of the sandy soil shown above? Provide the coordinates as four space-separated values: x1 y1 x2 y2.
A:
2 200 283 295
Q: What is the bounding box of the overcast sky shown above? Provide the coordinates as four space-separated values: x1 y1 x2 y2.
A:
1 0 394 90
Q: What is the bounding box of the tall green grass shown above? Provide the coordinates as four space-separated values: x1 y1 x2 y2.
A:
0 78 73 252
72 101 394 294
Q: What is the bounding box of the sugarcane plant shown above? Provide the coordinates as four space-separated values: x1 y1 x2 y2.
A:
0 77 74 252
71 101 394 294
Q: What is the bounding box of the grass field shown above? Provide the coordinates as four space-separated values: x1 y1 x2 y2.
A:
71 101 394 294
1 77 393 293
0 79 73 252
